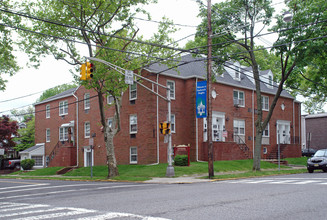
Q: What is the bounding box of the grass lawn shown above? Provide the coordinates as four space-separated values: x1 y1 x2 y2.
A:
3 158 307 181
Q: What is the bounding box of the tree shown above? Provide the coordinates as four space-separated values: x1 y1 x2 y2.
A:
0 0 22 90
190 0 327 170
271 0 327 114
19 0 178 178
14 117 35 152
190 0 292 171
0 115 18 154
37 83 77 102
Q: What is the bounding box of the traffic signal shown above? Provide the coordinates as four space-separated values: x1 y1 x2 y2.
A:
159 122 171 135
86 62 95 80
80 63 86 80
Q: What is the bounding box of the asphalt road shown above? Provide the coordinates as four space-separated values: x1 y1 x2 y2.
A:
1 172 327 219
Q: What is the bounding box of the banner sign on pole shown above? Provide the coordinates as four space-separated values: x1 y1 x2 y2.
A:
196 81 207 118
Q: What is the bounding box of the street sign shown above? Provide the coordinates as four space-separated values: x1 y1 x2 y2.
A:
0 149 4 155
125 70 134 85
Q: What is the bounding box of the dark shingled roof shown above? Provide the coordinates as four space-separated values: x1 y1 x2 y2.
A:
34 87 78 106
146 54 294 99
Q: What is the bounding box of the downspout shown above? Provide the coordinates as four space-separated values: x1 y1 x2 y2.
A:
156 73 160 164
252 89 255 158
73 92 79 167
293 100 295 144
149 73 160 165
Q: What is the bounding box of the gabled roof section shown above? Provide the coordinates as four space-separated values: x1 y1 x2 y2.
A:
146 54 294 99
20 143 44 154
34 87 78 106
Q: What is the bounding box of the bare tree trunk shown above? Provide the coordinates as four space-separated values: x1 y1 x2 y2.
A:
105 126 119 178
253 130 263 171
97 89 119 178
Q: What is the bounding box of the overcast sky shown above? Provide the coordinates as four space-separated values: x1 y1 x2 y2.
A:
0 0 287 117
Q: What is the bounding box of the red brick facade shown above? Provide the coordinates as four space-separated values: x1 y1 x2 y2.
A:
34 58 301 167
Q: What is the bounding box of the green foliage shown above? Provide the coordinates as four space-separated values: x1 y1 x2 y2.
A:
0 0 22 90
14 117 35 152
37 84 77 102
21 159 35 170
174 155 188 166
270 0 327 113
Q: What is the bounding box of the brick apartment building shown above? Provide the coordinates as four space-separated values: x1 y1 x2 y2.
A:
302 113 327 150
34 54 301 168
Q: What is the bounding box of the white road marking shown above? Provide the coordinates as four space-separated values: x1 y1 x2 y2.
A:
0 202 171 220
12 207 96 220
0 183 50 190
0 183 108 194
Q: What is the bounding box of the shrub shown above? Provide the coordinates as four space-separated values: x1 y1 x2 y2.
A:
21 159 35 170
174 155 188 166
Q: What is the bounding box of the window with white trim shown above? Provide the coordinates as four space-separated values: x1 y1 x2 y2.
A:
268 75 273 88
46 128 50 142
129 83 137 101
233 90 245 107
167 80 175 100
107 95 114 105
59 101 68 116
233 120 245 136
84 93 90 110
107 118 113 128
84 122 90 138
263 123 269 137
46 104 50 118
31 156 43 166
129 115 137 134
262 96 269 111
130 147 138 164
234 67 241 81
59 127 69 141
167 114 176 133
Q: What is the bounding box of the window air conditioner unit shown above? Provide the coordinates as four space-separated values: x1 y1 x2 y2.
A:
233 99 240 107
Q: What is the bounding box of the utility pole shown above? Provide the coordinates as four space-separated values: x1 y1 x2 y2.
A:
207 0 214 178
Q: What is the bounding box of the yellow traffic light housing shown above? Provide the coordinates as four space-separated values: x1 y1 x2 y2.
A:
80 63 87 80
159 122 171 135
86 62 94 80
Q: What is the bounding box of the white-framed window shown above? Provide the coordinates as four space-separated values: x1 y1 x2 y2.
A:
59 127 69 141
167 114 176 133
46 104 50 118
268 75 273 88
129 115 137 134
31 156 43 166
107 95 114 105
107 118 113 128
262 96 269 111
59 101 68 116
130 147 138 164
263 123 269 137
46 128 50 142
233 90 245 107
233 119 245 136
167 80 175 100
234 67 241 81
129 83 137 101
84 122 90 138
84 93 90 110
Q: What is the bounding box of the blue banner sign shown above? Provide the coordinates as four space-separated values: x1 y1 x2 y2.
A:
196 81 207 118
